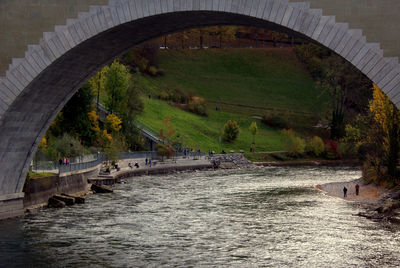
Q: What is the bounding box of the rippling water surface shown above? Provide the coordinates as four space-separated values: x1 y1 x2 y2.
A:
1 166 400 267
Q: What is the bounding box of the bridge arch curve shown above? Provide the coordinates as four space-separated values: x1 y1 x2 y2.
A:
0 0 399 217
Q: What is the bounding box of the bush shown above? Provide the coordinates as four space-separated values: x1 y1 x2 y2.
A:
148 65 159 76
172 88 187 104
45 133 84 160
262 112 288 129
306 136 325 156
188 96 207 116
159 90 170 100
324 139 341 159
281 129 306 157
222 120 240 143
338 142 357 159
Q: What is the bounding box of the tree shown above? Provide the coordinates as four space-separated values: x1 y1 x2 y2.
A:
222 120 240 143
294 43 372 138
121 79 145 150
249 122 258 145
369 84 400 178
103 133 126 163
104 60 130 114
105 113 123 133
89 65 109 112
45 133 84 160
157 118 177 160
57 82 96 146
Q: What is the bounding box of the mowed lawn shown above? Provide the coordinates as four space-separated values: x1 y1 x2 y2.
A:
134 48 330 152
140 48 330 115
137 98 284 152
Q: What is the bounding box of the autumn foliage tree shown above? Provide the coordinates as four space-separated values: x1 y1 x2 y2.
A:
222 120 240 143
157 118 177 160
367 84 400 179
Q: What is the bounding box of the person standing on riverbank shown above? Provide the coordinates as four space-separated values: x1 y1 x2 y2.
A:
355 184 360 196
343 186 347 198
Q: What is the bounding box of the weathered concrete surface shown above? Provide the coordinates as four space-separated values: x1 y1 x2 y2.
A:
1 0 400 219
1 0 400 75
23 169 95 208
290 0 400 59
0 0 108 75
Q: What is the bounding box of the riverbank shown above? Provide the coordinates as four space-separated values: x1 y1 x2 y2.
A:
316 178 400 225
316 178 384 204
256 159 360 167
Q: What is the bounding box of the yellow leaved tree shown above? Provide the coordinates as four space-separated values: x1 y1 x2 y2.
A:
368 84 400 179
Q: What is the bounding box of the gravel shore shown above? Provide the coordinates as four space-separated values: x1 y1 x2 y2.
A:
316 178 385 204
316 178 400 225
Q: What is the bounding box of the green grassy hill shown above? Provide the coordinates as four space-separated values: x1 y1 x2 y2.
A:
137 98 284 153
135 48 330 152
137 48 329 115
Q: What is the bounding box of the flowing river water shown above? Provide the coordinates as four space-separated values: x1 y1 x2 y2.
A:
1 166 400 267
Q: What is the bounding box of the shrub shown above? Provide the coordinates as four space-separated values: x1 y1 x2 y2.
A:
338 142 357 159
137 57 149 73
262 112 288 129
172 88 187 104
306 136 325 156
188 96 207 116
324 139 341 159
159 90 170 100
45 133 84 160
281 129 306 157
222 120 240 143
148 65 159 76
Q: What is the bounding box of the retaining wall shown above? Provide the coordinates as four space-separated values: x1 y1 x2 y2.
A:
23 168 98 208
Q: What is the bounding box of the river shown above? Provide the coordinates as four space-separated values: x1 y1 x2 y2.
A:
1 166 400 267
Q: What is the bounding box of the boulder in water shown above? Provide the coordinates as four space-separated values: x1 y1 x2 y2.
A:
91 184 113 193
53 194 75 206
48 197 66 208
62 193 85 204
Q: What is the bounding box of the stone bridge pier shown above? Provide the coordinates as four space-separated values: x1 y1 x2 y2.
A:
1 0 400 219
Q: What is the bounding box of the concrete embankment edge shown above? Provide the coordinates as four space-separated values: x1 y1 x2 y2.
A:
89 164 214 185
23 167 99 209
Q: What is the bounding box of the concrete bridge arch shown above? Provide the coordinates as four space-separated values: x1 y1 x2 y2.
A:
1 0 400 219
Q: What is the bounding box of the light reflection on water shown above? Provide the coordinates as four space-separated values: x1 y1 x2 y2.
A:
1 166 400 267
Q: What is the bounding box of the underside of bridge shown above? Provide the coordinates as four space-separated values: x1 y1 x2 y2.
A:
1 0 400 219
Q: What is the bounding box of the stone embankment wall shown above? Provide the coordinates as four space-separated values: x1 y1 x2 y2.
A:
209 154 255 169
23 168 98 208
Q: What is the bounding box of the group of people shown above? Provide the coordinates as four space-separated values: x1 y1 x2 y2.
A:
128 162 140 169
126 158 153 170
343 184 360 197
145 158 152 167
58 157 70 166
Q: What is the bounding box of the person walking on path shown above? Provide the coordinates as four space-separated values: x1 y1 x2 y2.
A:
343 186 348 198
355 184 360 196
149 159 152 167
